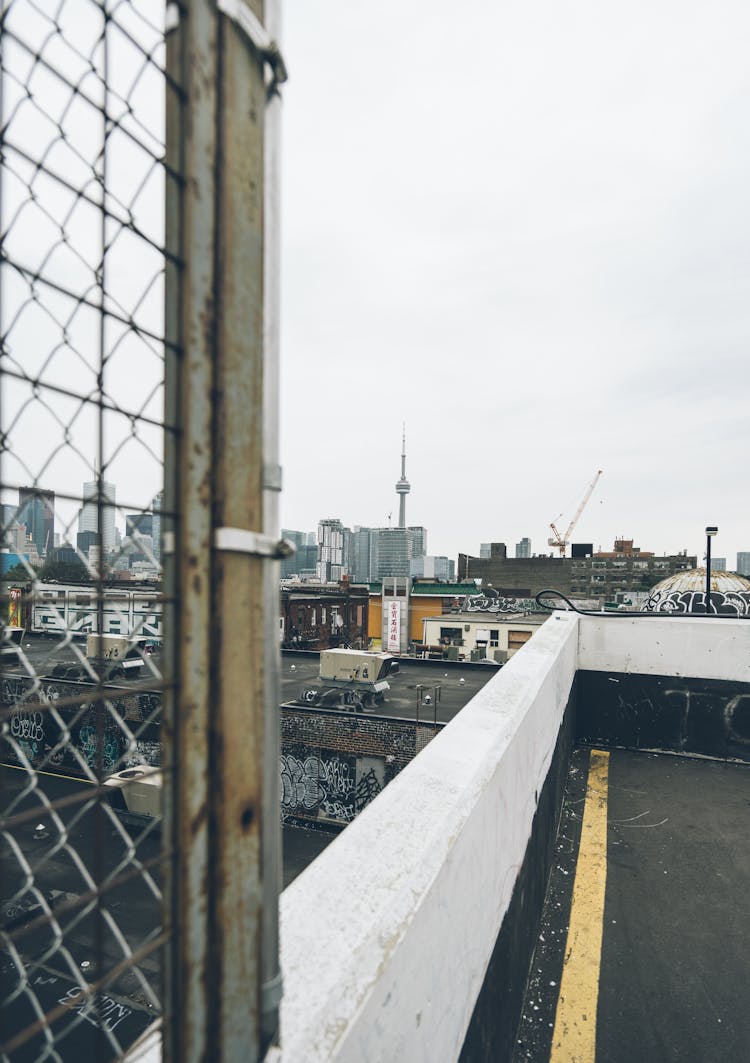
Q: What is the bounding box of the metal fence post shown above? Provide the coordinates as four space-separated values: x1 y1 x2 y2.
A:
163 1 282 1059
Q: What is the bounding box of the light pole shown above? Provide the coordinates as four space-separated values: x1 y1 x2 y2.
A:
416 683 441 726
705 526 718 614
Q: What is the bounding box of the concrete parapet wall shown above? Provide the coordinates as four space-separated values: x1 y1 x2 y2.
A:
278 612 578 1060
578 614 750 683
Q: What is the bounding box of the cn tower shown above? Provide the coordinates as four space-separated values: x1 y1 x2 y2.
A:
395 426 410 528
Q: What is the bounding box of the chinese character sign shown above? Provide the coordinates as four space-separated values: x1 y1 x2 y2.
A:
387 601 401 652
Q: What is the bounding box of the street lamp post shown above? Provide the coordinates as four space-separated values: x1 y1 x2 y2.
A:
705 526 718 614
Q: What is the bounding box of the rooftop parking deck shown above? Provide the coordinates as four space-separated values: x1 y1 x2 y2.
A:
277 610 750 1062
514 746 750 1063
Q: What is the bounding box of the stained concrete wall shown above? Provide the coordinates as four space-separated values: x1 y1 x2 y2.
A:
278 612 577 1061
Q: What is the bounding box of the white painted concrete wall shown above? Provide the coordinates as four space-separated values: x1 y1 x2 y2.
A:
578 615 750 683
277 612 579 1062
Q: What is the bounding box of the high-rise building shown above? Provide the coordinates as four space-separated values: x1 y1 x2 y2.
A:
126 513 153 538
280 529 319 579
350 526 378 583
151 492 163 564
78 480 116 553
374 528 410 579
373 526 426 579
2 504 28 556
18 487 55 556
395 427 411 529
737 553 750 577
317 519 346 582
711 558 726 572
480 543 492 559
515 537 531 559
410 555 455 581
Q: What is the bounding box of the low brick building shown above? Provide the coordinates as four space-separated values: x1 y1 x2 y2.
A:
280 706 439 828
460 540 696 605
280 580 369 650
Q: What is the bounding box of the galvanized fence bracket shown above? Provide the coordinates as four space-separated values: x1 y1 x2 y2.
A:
214 527 295 560
216 0 288 92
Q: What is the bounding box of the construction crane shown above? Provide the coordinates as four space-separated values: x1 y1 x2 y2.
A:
548 469 603 557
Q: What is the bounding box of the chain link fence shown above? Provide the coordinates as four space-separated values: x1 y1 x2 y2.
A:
1 1 176 1057
2 1 281 1056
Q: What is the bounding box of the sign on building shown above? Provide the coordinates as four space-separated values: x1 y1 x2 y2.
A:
387 600 401 652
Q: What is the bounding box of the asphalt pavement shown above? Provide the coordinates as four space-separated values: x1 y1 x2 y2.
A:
514 748 750 1063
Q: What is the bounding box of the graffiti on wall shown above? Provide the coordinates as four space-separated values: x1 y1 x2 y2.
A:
462 594 542 614
644 589 750 616
280 751 384 824
579 671 750 764
662 688 750 749
1 676 161 775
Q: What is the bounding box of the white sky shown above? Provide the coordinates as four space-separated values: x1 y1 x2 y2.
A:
278 1 750 567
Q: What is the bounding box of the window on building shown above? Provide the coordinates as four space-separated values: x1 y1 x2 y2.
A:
490 629 499 647
508 629 532 651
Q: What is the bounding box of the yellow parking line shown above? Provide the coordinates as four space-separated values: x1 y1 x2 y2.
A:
550 748 610 1063
1 761 96 784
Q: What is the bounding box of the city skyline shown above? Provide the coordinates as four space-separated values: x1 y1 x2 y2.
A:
279 1 750 577
3 471 748 576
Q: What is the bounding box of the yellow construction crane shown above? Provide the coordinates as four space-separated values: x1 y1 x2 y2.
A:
548 469 603 557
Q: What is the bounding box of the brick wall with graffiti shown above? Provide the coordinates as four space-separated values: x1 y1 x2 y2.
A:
1 677 440 828
280 707 442 828
0 676 161 778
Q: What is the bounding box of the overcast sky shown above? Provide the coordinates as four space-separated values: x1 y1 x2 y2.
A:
278 1 750 567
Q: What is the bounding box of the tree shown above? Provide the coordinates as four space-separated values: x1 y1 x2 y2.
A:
2 562 34 583
38 559 90 583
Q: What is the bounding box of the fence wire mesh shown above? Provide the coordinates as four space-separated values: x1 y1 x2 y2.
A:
0 2 177 1058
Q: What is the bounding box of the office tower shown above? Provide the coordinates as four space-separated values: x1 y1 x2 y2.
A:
317 519 346 582
410 555 455 580
78 480 116 553
151 492 163 563
515 537 531 559
18 487 55 556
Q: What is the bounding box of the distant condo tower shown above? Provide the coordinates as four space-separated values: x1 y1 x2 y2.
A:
395 426 411 529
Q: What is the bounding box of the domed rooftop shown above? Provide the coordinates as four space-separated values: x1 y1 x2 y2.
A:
644 568 750 615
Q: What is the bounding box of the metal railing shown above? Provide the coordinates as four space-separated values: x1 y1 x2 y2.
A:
1 2 283 1059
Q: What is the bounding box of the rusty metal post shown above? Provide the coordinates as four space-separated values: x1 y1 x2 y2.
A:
261 0 284 1050
163 1 283 1060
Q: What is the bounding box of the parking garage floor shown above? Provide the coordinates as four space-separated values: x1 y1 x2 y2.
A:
514 747 750 1063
